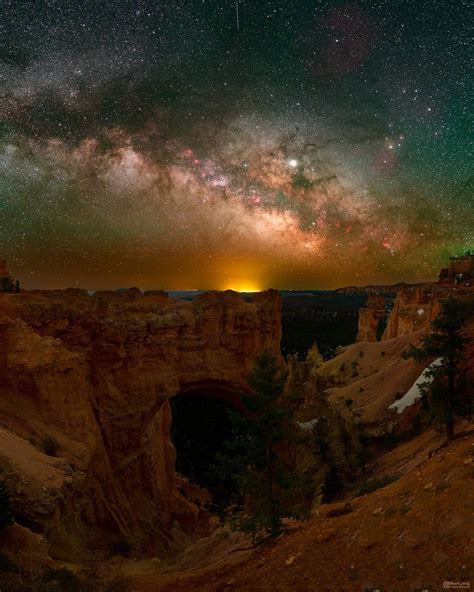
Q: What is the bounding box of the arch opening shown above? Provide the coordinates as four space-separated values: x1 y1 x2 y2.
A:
170 386 243 510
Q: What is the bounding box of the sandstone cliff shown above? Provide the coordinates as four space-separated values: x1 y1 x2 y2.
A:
356 294 387 342
381 285 443 340
356 283 474 343
0 288 282 559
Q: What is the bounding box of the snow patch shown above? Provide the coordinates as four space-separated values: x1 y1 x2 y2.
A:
389 358 443 414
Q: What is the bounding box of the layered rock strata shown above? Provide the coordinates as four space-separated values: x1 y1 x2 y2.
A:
0 288 282 558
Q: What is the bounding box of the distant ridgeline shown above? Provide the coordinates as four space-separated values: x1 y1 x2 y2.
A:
0 258 19 293
439 251 474 284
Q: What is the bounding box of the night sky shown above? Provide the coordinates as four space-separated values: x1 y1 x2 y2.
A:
1 0 472 290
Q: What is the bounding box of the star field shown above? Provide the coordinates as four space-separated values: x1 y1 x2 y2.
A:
1 0 472 289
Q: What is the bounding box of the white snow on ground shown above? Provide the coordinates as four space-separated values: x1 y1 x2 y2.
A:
389 357 443 414
297 418 318 431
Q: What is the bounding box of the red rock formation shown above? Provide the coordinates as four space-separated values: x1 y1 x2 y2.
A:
0 258 8 277
0 288 282 558
439 251 474 283
356 294 386 342
0 258 15 292
382 286 444 340
355 283 474 343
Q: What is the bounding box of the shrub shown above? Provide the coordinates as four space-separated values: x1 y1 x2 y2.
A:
112 540 132 557
356 473 400 497
42 568 85 591
0 554 18 573
0 479 14 530
104 580 129 592
382 429 400 448
0 566 98 591
345 398 353 407
42 436 59 457
356 445 369 474
315 434 330 459
381 351 386 357
0 584 25 592
411 414 422 435
322 463 343 502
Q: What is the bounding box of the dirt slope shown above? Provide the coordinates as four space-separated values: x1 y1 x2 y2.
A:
314 331 426 427
124 425 474 591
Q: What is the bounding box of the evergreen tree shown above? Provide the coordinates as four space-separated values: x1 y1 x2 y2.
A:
0 478 14 530
321 462 343 502
215 351 309 541
406 296 473 440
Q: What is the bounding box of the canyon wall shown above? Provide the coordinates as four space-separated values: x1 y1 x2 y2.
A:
0 288 282 558
356 284 473 342
356 294 386 342
381 286 444 340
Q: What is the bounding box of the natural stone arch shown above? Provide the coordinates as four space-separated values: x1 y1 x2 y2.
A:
178 378 250 408
0 288 282 558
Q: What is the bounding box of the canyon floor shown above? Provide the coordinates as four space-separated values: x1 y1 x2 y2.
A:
90 424 474 592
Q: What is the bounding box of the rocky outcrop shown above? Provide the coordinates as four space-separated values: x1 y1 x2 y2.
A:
0 258 15 293
382 286 444 340
356 295 387 342
439 251 474 283
355 283 474 342
0 288 282 558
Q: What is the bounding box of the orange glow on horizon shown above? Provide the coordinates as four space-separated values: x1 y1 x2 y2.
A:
221 280 264 293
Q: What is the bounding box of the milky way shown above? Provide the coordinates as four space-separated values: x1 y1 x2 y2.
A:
1 0 472 289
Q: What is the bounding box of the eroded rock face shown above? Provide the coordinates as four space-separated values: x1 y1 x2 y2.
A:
356 295 386 342
356 284 474 342
0 288 282 558
382 286 443 340
0 258 15 292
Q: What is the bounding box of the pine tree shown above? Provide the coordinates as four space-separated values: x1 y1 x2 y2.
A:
215 351 309 541
321 462 342 502
406 296 473 440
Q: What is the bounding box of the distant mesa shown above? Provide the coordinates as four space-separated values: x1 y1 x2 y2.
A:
338 252 474 295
